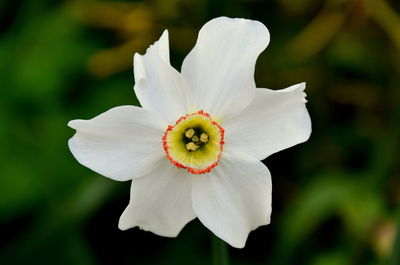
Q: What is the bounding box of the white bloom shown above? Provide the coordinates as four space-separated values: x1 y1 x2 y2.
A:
68 17 311 248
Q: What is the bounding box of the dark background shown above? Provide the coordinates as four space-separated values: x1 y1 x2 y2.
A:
1 0 399 264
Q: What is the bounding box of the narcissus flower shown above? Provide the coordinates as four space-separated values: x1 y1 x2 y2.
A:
68 17 311 248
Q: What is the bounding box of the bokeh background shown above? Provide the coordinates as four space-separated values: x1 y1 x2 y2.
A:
1 0 400 264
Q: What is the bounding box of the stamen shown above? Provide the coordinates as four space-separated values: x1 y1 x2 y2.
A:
200 133 209 143
185 128 195 138
186 142 199 151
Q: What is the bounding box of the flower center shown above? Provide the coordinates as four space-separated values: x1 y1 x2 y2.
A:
162 110 224 174
183 128 209 151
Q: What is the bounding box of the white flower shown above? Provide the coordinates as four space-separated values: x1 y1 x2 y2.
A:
68 17 311 248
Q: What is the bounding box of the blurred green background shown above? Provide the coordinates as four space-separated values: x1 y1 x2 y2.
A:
1 0 400 264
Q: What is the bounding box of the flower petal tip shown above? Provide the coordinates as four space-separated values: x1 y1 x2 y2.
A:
118 210 133 231
228 236 247 249
144 29 170 62
286 82 308 103
207 16 270 50
300 83 308 103
133 30 170 84
117 222 128 231
67 119 81 129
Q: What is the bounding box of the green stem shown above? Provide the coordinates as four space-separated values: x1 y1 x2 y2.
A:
389 215 400 265
211 234 229 265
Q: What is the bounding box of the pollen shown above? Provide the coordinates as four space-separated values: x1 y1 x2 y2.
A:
185 128 195 138
162 110 224 174
200 133 209 143
186 142 199 151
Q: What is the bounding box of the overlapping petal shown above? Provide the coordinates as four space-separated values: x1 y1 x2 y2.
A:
68 106 166 181
223 83 311 160
181 17 270 120
134 30 191 124
119 159 196 237
191 151 272 248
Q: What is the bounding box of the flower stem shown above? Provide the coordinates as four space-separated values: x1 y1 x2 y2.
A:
389 215 400 265
211 234 229 265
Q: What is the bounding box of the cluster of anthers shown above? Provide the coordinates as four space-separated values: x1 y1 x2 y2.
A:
183 128 209 151
162 110 224 175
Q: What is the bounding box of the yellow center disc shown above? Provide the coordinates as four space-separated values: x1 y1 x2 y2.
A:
162 110 224 174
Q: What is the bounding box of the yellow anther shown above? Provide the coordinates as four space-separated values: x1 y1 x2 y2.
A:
185 128 195 138
192 135 199 142
200 133 209 143
186 142 199 151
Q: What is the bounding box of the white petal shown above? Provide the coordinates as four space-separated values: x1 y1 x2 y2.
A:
119 158 196 237
192 151 272 248
68 106 166 181
181 17 270 120
224 82 311 160
134 30 190 124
